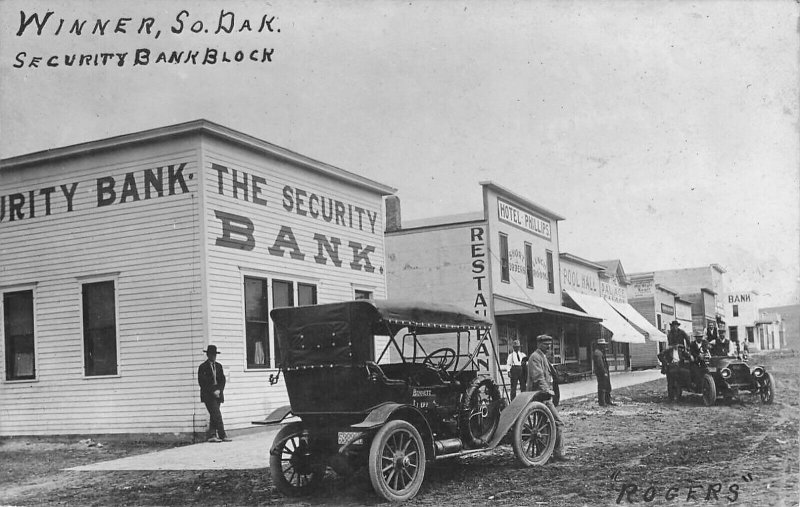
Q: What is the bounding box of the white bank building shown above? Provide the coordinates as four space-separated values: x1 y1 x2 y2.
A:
0 120 394 437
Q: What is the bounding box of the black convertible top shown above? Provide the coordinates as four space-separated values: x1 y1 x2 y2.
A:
270 299 492 366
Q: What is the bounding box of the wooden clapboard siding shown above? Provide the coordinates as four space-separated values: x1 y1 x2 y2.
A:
199 138 388 429
0 138 204 436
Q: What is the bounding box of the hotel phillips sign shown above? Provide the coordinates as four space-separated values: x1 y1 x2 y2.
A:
496 199 551 240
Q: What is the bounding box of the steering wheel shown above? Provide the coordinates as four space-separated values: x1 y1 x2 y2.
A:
422 347 457 371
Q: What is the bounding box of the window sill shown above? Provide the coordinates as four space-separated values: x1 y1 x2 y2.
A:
82 374 121 380
3 378 39 384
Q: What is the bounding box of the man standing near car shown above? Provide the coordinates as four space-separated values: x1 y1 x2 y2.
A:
593 339 614 406
526 334 567 462
198 345 231 442
667 320 690 348
506 339 526 400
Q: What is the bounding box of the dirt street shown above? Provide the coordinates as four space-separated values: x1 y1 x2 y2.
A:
1 352 797 506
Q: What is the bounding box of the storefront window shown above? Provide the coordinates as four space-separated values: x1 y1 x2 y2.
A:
499 233 509 283
82 280 117 376
354 289 373 300
245 277 270 369
245 276 318 369
3 290 35 380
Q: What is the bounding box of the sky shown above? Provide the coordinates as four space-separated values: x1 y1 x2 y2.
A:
1 0 798 307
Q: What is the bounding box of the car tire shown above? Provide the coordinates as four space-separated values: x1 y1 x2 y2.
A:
460 378 502 448
512 401 557 467
702 374 717 407
760 372 775 404
269 422 326 496
368 419 426 502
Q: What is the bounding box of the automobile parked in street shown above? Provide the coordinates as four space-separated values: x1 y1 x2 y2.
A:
256 299 558 501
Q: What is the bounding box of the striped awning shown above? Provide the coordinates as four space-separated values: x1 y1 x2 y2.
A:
563 290 646 344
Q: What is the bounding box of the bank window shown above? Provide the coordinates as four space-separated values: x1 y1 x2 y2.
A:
546 250 554 293
82 280 118 376
499 233 510 283
524 243 534 288
354 289 373 300
3 290 35 381
732 304 739 317
244 276 318 369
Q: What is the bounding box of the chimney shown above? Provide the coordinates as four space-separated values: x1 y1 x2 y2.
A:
385 195 401 232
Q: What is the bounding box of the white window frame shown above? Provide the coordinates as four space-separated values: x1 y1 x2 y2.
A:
78 274 121 379
352 284 375 300
240 269 319 371
1 283 39 383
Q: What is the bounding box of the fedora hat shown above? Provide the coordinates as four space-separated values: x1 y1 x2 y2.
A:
597 338 608 345
204 344 220 354
669 320 680 326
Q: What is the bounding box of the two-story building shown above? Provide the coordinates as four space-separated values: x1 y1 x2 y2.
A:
0 120 395 437
385 182 599 387
725 291 784 351
651 265 728 337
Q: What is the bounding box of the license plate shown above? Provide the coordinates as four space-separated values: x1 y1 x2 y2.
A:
337 431 363 445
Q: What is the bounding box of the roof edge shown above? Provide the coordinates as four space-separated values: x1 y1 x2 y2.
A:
1 119 397 196
479 180 566 221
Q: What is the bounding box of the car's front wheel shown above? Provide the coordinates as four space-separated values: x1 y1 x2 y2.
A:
368 420 426 502
512 401 557 466
269 422 326 496
759 372 775 404
702 374 717 406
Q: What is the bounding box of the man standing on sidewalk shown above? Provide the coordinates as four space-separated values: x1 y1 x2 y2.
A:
506 339 526 399
526 334 568 462
593 339 615 406
198 345 231 442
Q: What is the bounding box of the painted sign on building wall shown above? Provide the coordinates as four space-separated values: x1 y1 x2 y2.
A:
601 281 627 304
561 266 600 294
629 278 654 298
496 199 551 240
470 226 489 317
211 163 381 273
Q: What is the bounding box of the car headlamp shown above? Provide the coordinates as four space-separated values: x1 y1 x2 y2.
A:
720 368 731 380
752 367 765 378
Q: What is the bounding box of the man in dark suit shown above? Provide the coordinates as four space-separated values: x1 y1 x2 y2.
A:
198 345 230 442
593 339 614 406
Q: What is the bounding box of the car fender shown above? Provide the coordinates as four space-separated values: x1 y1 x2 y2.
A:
484 391 551 449
350 402 435 456
252 404 293 426
350 402 430 433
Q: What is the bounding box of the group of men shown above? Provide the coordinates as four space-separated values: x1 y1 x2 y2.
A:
665 319 732 362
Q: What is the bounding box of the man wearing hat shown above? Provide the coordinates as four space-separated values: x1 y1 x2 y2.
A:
592 339 614 406
505 339 527 400
198 345 231 442
526 334 567 462
667 320 690 349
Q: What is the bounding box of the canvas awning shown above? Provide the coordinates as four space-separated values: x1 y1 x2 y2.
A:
606 300 668 343
493 294 600 321
563 290 646 344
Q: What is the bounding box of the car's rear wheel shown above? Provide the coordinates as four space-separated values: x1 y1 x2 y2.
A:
460 378 502 447
270 422 326 496
702 374 717 406
512 401 557 467
368 420 426 502
760 372 775 404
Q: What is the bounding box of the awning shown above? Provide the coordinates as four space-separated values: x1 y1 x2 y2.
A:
606 300 668 343
563 290 646 344
493 294 600 321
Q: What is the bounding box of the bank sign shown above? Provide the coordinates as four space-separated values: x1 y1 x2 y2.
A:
497 199 551 240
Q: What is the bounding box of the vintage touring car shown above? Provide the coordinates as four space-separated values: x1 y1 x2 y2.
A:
256 299 558 501
662 347 775 406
